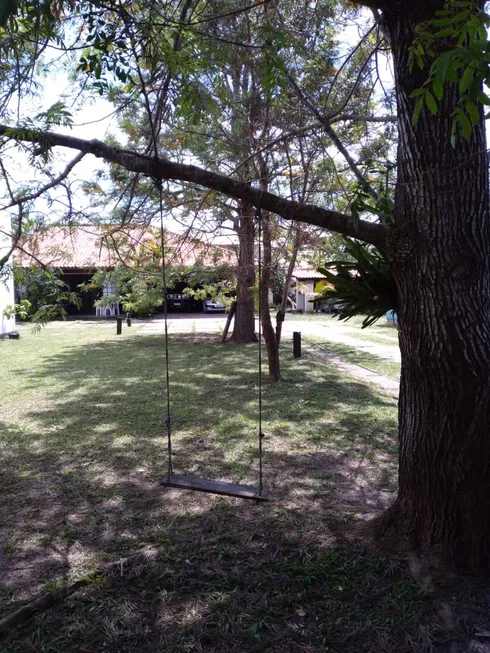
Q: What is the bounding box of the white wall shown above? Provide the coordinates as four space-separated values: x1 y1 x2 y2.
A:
295 281 315 313
0 215 15 335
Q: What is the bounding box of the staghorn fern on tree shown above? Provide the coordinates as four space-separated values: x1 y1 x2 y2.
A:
316 237 397 328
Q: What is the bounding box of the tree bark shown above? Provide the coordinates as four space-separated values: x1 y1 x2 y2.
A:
230 201 257 344
260 211 280 381
276 225 302 346
375 0 490 572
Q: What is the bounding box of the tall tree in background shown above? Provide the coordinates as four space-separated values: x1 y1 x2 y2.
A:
2 0 490 571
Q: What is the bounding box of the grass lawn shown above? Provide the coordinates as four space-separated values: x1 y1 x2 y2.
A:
304 339 401 382
286 314 401 380
0 321 482 652
290 313 399 339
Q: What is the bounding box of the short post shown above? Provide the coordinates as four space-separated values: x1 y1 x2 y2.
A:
293 331 301 358
126 312 132 327
116 317 122 335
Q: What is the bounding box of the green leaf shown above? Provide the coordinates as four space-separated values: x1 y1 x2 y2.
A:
459 112 472 139
477 24 488 41
466 101 480 125
433 11 468 27
477 91 490 106
425 91 438 115
432 52 452 84
432 78 444 101
446 67 459 83
412 97 424 125
433 17 456 27
434 27 456 39
460 66 474 93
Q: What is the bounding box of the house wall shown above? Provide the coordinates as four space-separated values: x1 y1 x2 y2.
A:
0 215 15 335
295 281 315 313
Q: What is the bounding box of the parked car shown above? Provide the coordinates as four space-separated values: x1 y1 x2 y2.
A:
166 293 192 312
203 299 226 313
318 298 347 314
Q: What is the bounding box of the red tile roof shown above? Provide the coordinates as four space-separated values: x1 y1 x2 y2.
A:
14 226 237 269
293 268 327 280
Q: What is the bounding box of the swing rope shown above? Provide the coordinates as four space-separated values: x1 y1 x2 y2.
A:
256 204 265 495
156 180 173 481
158 185 268 500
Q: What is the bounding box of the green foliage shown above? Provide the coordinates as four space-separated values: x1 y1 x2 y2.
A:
317 238 397 328
3 299 31 320
183 262 236 309
351 161 396 230
85 266 164 317
3 101 72 150
184 279 235 310
409 0 490 143
184 263 235 289
34 101 73 128
86 262 237 316
0 0 19 27
13 266 81 327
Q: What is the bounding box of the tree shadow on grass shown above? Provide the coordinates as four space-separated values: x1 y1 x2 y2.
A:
3 468 487 653
1 332 449 652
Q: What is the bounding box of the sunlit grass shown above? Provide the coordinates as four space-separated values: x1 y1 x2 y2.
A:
304 338 401 381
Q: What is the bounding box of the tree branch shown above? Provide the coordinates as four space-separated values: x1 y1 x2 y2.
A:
0 125 387 249
0 152 85 211
285 70 379 200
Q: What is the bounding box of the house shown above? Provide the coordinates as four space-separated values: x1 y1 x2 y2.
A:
0 214 16 336
292 269 328 313
13 225 237 316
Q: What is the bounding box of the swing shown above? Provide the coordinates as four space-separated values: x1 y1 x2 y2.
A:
158 185 269 501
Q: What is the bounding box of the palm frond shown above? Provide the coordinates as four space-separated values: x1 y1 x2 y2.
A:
317 237 397 328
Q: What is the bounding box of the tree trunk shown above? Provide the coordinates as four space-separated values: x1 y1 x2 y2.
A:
260 212 281 381
376 1 490 572
231 201 257 344
276 225 302 346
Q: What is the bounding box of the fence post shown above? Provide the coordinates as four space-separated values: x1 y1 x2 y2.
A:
293 331 301 358
116 317 122 335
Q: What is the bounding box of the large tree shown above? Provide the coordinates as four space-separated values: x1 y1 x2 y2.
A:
1 0 490 571
367 0 490 571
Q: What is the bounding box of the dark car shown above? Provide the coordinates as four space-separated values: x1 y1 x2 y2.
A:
318 298 347 314
167 293 192 312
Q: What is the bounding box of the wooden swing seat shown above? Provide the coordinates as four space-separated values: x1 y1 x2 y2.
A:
162 474 269 501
